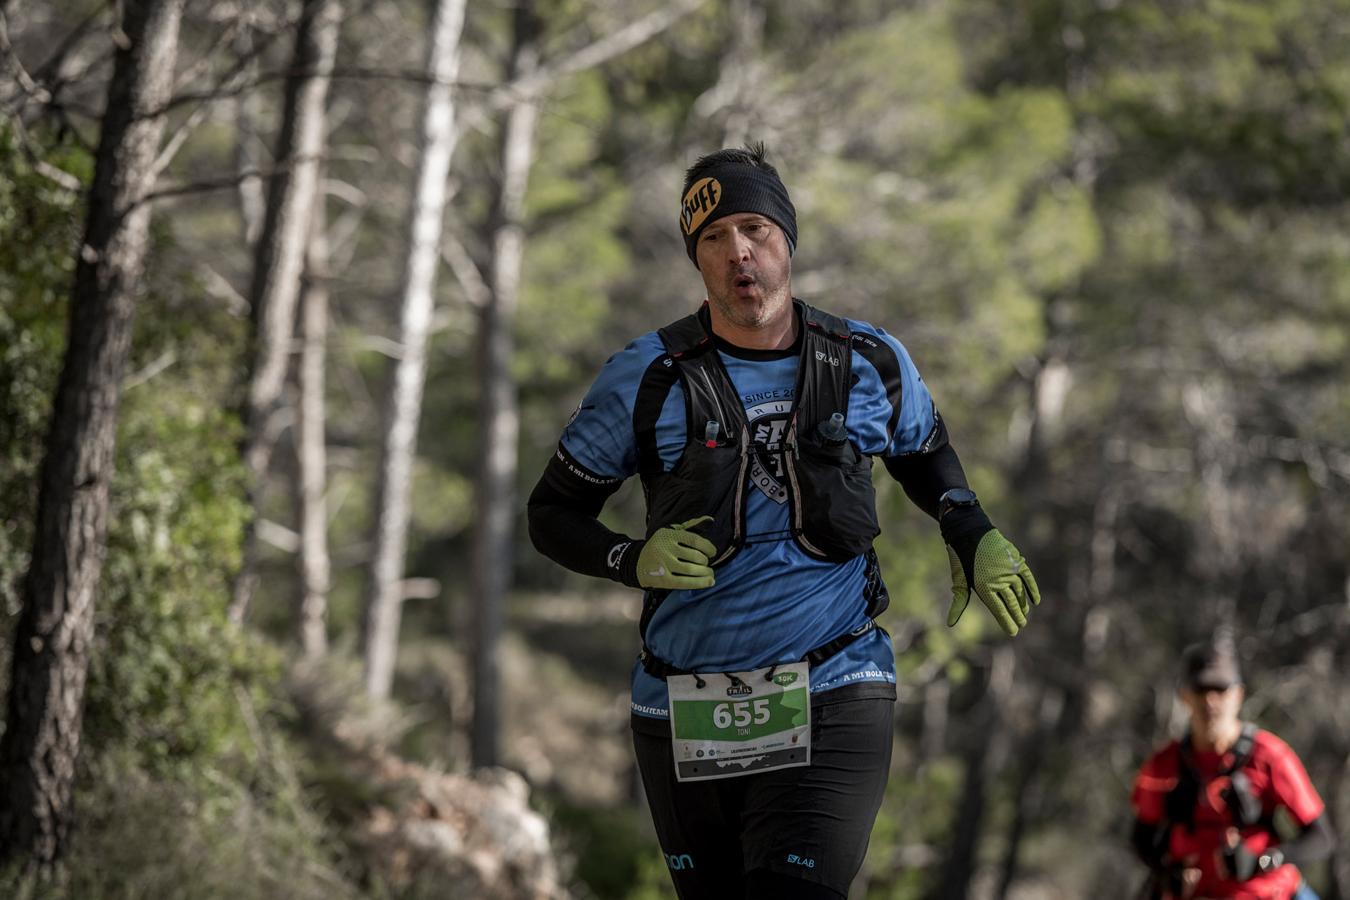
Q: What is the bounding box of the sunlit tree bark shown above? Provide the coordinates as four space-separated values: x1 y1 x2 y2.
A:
361 0 468 700
232 0 341 623
297 187 332 659
469 0 540 768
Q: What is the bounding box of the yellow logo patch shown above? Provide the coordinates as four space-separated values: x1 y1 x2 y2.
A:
680 177 722 236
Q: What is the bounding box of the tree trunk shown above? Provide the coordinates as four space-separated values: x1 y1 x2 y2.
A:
360 0 468 700
992 314 1075 898
919 676 950 764
1326 756 1349 900
1182 378 1242 629
232 24 265 246
719 0 764 147
993 688 1063 900
231 0 341 623
296 186 331 659
470 0 541 770
931 646 1015 900
459 0 706 773
0 0 184 871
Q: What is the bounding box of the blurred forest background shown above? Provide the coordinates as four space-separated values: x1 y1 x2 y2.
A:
2 0 1348 897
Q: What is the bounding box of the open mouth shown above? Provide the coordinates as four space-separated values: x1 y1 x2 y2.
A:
733 274 756 289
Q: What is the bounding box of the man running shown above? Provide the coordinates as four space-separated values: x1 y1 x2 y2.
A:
528 143 1041 899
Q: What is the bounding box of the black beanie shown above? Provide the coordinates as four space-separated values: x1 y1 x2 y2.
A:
679 163 797 267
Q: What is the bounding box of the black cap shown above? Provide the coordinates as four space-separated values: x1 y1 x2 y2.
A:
1181 634 1243 691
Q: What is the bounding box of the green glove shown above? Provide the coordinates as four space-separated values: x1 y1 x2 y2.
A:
635 515 718 590
941 507 1040 636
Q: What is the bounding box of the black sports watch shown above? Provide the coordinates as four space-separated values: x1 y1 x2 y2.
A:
937 488 979 521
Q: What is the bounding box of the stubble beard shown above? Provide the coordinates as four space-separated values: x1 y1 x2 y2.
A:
709 266 792 332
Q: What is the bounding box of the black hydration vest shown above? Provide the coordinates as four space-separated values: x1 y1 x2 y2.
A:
1164 723 1265 832
635 300 890 678
640 299 881 566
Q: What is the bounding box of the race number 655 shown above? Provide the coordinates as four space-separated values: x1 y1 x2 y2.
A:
712 699 770 729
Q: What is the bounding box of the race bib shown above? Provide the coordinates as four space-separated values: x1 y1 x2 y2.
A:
666 662 811 782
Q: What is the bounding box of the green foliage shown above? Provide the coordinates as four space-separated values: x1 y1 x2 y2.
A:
86 227 261 780
0 128 86 615
779 7 1096 422
862 755 963 899
90 381 262 773
0 124 354 896
0 744 361 900
546 796 675 900
0 122 272 793
518 70 632 389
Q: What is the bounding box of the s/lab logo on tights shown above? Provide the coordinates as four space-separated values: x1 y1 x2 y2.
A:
786 853 817 868
665 852 694 871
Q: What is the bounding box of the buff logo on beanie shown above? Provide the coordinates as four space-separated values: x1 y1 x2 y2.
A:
681 177 722 236
679 162 797 267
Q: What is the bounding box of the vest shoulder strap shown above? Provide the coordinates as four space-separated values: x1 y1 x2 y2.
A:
794 301 855 428
655 306 745 443
657 302 853 354
1229 722 1258 771
652 299 861 436
657 307 714 359
799 302 852 346
633 353 683 477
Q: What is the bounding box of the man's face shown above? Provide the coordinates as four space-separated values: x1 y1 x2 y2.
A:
1180 683 1244 736
695 212 792 332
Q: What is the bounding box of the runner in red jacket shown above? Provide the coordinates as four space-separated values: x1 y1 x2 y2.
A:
1130 635 1334 899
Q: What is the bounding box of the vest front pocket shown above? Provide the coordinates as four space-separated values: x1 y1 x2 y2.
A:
789 432 879 562
644 440 745 566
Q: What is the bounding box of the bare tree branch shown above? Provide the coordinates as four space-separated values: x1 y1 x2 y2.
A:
257 517 300 553
490 0 709 108
145 151 343 202
29 6 108 85
439 228 490 309
4 114 83 192
122 348 177 390
161 0 709 114
0 11 51 105
197 263 250 316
